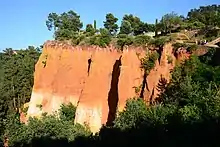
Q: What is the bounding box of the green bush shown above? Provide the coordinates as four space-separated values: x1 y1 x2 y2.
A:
114 98 148 130
87 29 112 47
149 36 170 48
133 35 151 46
140 51 159 74
116 34 133 50
5 111 91 147
59 103 76 122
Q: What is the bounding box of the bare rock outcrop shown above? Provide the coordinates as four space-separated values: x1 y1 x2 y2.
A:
25 41 190 133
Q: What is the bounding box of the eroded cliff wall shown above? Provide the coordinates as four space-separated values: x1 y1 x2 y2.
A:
26 41 145 132
26 41 186 133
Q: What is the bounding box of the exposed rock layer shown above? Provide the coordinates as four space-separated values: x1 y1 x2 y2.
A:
26 41 188 133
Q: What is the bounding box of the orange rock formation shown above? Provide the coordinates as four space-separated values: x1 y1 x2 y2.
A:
26 40 188 133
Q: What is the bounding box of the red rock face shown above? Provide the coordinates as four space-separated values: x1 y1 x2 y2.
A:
26 41 145 132
143 43 176 103
25 41 190 132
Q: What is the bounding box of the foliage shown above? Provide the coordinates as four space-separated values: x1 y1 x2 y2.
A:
181 20 205 30
0 47 40 136
122 14 145 35
144 23 155 33
114 98 148 130
119 20 132 35
46 11 83 40
5 113 91 147
59 103 77 122
84 28 112 47
133 35 151 46
116 34 133 50
44 5 220 47
103 13 119 36
85 24 96 36
92 28 112 47
158 12 183 34
187 4 220 27
158 54 220 109
140 51 159 74
149 36 170 48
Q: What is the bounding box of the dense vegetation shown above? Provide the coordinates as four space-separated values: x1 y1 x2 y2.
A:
1 4 220 147
45 4 220 48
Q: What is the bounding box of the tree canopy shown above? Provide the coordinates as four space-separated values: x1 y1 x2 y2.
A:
187 4 220 27
46 10 83 40
44 5 220 48
103 13 119 36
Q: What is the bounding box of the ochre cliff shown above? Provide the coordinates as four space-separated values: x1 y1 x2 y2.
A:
25 41 189 133
143 44 190 103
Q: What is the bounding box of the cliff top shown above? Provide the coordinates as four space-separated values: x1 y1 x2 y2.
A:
43 40 147 52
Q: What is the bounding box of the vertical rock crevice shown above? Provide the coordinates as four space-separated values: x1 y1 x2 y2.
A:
87 58 92 76
139 71 147 99
106 56 122 126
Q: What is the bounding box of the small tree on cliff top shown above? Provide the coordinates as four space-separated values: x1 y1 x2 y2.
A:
104 13 119 36
119 20 133 35
46 11 83 40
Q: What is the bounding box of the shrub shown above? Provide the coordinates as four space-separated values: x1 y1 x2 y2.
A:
116 34 133 50
98 28 112 47
88 29 112 47
133 35 151 46
59 103 76 122
5 112 91 147
149 36 170 48
140 51 159 74
114 98 148 130
114 98 177 130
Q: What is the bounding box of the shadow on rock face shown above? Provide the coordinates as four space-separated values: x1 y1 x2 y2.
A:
106 55 122 126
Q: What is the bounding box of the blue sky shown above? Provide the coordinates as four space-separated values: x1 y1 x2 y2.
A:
0 0 219 50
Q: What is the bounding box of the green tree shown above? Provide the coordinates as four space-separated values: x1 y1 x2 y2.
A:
46 10 83 40
159 12 183 34
181 20 205 30
119 20 132 35
93 20 97 31
103 13 119 35
5 113 91 147
187 5 220 27
3 48 14 57
85 24 95 36
114 98 148 130
144 23 155 33
133 35 151 46
98 28 112 47
0 47 40 136
155 19 158 37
